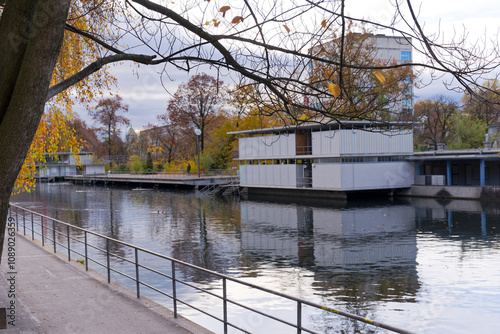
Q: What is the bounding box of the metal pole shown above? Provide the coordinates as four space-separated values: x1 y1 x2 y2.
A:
67 225 71 261
41 216 45 246
23 210 26 235
15 207 18 230
84 231 88 271
135 248 140 298
297 301 302 334
172 261 177 318
197 135 200 178
106 239 111 283
223 278 228 334
31 212 34 240
52 219 56 253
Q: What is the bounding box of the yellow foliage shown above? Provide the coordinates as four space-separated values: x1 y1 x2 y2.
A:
13 0 118 193
328 83 341 98
13 107 83 194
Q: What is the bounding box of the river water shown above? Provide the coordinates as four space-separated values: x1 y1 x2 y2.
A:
10 183 500 333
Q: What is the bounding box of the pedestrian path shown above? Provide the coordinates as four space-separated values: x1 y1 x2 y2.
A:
0 233 213 334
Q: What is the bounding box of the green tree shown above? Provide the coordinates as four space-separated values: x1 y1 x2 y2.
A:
449 115 487 149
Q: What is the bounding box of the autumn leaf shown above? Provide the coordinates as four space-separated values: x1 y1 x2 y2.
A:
326 68 334 80
321 20 327 28
214 20 221 27
231 16 244 24
373 70 386 85
328 83 341 98
283 25 290 34
220 5 230 17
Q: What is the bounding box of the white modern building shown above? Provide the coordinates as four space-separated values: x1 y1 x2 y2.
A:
36 152 105 179
230 122 414 198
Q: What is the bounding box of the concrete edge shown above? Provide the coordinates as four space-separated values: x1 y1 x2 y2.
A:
15 233 214 334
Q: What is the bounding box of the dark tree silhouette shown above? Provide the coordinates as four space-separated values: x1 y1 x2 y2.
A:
89 96 130 162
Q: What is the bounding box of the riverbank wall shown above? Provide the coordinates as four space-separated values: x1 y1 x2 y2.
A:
398 185 500 200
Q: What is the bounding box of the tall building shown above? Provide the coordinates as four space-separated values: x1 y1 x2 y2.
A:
308 34 413 118
373 34 413 114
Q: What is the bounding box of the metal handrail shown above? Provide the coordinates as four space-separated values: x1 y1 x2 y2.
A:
8 204 414 334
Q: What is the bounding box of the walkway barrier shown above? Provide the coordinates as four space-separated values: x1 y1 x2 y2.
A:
7 204 414 334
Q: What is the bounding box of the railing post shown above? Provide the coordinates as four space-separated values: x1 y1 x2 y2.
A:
23 210 26 235
15 207 18 230
106 239 111 283
84 231 88 271
135 248 140 298
52 219 56 253
297 301 302 334
172 261 177 318
67 225 71 261
223 278 228 334
41 216 45 246
31 212 34 240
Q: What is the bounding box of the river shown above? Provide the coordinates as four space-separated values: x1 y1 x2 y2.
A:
10 183 500 333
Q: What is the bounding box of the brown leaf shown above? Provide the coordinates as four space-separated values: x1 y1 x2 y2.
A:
283 25 290 34
321 20 327 28
220 6 230 17
231 16 244 24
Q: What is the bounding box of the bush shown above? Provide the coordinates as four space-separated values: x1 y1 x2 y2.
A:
129 155 143 173
111 164 128 173
154 161 164 172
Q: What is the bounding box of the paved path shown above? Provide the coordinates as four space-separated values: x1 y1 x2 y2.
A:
0 233 213 334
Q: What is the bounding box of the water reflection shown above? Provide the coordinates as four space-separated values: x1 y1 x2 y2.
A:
240 199 419 307
10 184 500 333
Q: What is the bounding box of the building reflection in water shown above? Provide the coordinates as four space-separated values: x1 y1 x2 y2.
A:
239 199 420 306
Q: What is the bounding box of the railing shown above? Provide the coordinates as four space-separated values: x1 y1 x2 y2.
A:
7 204 414 334
107 169 238 177
296 145 312 155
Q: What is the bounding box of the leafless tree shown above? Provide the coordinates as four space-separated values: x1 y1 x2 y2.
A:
1 0 499 257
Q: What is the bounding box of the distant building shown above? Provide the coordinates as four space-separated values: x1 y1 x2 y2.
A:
229 121 414 198
36 152 105 180
410 148 500 187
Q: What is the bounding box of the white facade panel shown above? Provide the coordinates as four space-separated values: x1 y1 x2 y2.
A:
311 163 342 189
84 165 105 175
312 129 340 156
241 164 298 187
240 165 248 185
240 134 296 158
310 130 412 156
339 130 412 155
341 162 413 190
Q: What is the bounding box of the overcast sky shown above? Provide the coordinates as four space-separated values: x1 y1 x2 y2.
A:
73 0 500 132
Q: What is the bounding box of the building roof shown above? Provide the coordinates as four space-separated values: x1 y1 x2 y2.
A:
408 148 500 161
227 121 412 136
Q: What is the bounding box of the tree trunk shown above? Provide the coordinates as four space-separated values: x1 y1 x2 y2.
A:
0 0 71 261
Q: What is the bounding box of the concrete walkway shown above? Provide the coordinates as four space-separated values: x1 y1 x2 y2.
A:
0 233 213 334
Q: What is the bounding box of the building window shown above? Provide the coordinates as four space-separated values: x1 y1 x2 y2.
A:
401 51 411 62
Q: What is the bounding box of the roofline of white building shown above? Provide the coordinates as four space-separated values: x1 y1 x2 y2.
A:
228 121 412 136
